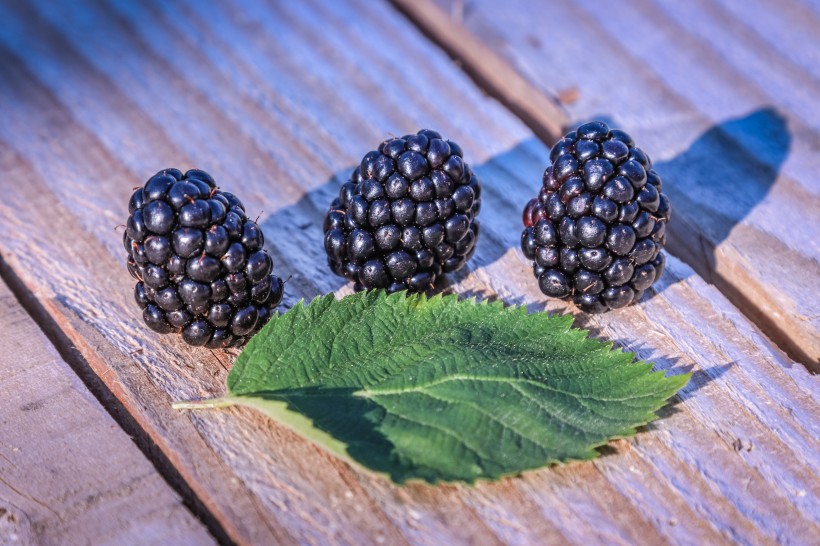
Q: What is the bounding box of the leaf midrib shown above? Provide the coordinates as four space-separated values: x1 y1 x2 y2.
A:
358 373 666 404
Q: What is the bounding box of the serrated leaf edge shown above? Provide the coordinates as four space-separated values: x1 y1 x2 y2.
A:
177 290 691 485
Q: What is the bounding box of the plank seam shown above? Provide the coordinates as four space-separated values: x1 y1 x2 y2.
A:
0 253 234 546
388 0 568 145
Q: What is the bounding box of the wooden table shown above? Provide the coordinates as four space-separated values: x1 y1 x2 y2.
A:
0 0 816 544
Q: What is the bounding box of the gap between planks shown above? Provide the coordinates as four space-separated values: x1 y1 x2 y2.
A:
389 0 568 145
389 0 819 371
0 271 215 545
0 255 235 546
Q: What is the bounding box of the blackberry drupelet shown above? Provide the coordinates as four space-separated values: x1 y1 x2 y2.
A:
124 168 284 347
324 129 481 292
521 121 671 312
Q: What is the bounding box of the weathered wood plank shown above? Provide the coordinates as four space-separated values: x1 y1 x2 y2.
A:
0 279 215 545
0 0 816 544
408 0 820 368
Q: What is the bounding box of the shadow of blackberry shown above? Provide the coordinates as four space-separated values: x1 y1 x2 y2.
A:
581 108 790 306
257 168 352 309
655 107 790 273
260 108 789 322
257 144 525 305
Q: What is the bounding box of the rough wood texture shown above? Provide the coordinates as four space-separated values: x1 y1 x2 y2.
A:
0 0 816 544
0 279 214 545
414 0 820 369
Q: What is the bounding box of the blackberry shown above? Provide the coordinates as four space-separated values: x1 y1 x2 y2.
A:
124 168 284 347
521 121 671 312
324 130 481 292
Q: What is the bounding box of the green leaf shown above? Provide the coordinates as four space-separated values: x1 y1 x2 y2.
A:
175 291 688 484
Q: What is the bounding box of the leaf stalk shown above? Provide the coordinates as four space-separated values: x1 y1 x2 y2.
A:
171 397 235 410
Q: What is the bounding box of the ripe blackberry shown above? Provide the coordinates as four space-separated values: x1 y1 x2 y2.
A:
521 121 671 312
324 129 481 292
124 168 284 347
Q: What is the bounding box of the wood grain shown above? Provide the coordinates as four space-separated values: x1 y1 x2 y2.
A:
0 279 214 545
0 0 816 544
410 0 820 369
